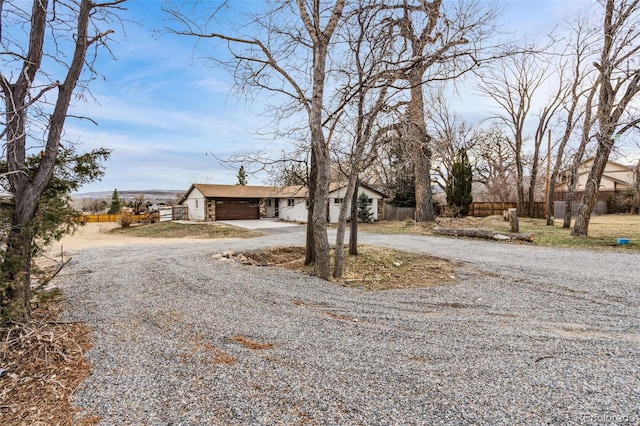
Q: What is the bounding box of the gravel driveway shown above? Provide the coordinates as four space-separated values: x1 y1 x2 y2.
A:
54 230 640 425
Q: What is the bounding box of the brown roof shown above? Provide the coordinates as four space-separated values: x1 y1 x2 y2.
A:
191 184 280 198
182 182 386 202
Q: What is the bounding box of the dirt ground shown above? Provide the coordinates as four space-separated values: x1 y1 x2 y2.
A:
48 222 202 252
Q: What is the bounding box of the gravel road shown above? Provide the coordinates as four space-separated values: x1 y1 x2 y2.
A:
54 229 640 425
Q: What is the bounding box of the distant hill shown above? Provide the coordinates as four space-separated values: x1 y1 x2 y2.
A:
74 189 186 203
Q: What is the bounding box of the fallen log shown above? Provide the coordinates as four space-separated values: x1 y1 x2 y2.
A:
433 227 534 242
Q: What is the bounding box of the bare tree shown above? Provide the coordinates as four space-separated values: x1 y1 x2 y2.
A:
572 0 640 236
546 15 600 225
426 86 478 193
1 0 124 319
330 1 398 278
384 0 500 222
169 0 345 279
561 85 598 228
472 127 517 202
133 193 146 214
477 52 553 216
85 198 108 214
529 70 567 217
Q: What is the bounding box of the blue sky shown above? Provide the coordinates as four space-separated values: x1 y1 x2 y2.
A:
67 0 592 193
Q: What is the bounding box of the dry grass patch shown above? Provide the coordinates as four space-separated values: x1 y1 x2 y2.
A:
247 246 307 265
361 215 640 251
110 221 259 239
241 245 459 291
0 298 98 425
357 217 483 236
478 214 640 250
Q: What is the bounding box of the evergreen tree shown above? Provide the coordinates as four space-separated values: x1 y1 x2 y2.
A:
108 188 122 214
446 148 473 216
391 175 416 207
236 166 248 185
1 147 109 318
357 193 374 223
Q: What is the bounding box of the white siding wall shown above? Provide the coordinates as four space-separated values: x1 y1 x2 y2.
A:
182 186 382 223
278 198 308 222
183 188 206 221
328 186 380 223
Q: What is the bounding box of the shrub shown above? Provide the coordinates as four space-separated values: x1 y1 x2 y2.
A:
118 210 134 228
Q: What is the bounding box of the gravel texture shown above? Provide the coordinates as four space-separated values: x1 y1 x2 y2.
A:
54 230 640 425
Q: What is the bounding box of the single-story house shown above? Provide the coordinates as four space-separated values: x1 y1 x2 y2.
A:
179 182 386 223
555 158 636 201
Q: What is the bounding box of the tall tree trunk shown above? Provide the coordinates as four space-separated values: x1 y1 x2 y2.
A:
528 162 539 218
309 40 331 279
528 152 540 217
295 0 344 279
409 71 435 222
311 148 331 279
572 136 613 236
2 206 37 319
514 146 525 216
305 149 317 265
563 85 596 228
562 168 578 228
333 176 359 278
349 179 358 255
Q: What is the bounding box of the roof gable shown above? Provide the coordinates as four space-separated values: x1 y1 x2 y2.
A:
181 182 387 202
193 184 281 198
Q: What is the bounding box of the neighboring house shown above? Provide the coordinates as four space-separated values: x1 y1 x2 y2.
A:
179 182 386 223
555 158 635 201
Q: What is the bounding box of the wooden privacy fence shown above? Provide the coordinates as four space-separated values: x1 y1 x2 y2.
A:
468 202 546 219
383 202 547 220
383 205 416 221
82 214 119 222
82 213 154 223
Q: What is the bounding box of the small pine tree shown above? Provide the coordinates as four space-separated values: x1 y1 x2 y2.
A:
391 175 416 207
357 193 374 223
446 148 473 216
236 165 248 185
108 188 122 214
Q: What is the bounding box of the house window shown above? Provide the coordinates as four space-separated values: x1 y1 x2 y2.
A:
334 198 344 204
288 199 295 207
195 199 199 209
